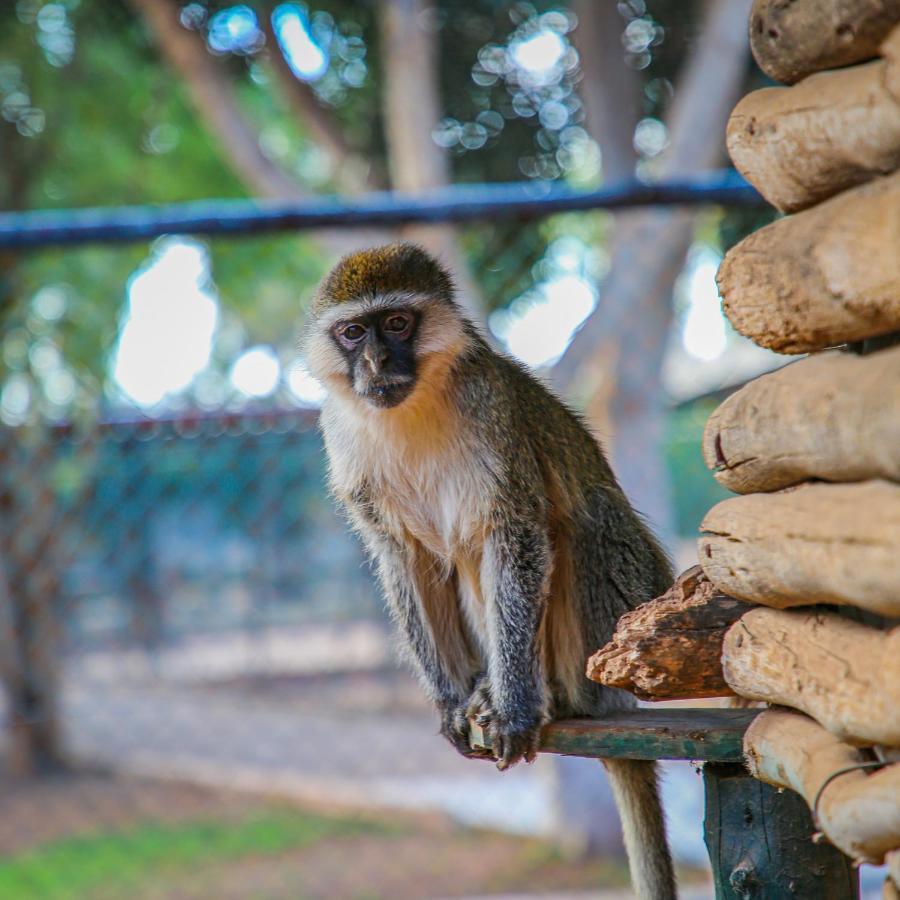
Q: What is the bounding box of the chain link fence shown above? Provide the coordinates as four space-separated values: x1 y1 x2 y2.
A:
0 197 759 898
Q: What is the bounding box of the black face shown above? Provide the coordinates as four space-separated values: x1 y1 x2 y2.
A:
332 308 419 408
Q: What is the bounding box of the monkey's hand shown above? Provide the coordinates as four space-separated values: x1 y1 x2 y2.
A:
467 680 543 770
438 701 494 762
481 714 543 771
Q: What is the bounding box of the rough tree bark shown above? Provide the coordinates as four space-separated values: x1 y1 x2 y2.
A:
702 346 900 493
718 170 900 352
587 566 752 700
554 0 753 543
724 608 900 746
727 54 900 212
749 0 900 84
699 480 900 618
744 709 900 863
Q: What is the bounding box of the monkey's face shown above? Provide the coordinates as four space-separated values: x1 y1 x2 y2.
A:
304 245 471 409
331 306 419 408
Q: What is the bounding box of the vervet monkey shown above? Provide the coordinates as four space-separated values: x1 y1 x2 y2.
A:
303 243 675 899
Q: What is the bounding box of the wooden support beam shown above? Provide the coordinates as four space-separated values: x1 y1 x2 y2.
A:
699 480 900 618
723 608 900 746
749 0 900 84
887 849 900 899
702 347 900 494
717 171 900 352
703 762 858 899
586 567 753 700
469 708 760 763
727 58 900 212
744 709 900 862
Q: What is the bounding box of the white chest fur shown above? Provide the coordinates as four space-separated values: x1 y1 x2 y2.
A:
321 393 493 561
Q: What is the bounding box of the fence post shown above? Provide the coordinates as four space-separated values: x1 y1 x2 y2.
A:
703 762 859 899
0 427 65 775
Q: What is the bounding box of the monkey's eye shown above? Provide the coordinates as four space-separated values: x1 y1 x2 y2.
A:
338 323 367 343
383 313 411 335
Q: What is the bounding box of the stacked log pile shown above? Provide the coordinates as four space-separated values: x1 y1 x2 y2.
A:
591 1 900 885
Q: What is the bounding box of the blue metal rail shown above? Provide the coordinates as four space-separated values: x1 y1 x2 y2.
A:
0 171 764 250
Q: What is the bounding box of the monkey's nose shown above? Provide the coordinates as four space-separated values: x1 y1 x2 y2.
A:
364 345 389 373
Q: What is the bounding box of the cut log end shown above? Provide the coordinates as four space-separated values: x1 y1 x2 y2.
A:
749 0 900 84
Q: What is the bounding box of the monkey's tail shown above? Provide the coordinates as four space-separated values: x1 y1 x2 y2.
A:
603 758 676 900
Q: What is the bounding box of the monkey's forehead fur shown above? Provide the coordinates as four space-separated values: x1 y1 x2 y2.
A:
312 243 455 314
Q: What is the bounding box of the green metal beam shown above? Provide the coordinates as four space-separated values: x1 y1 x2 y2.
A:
470 708 761 763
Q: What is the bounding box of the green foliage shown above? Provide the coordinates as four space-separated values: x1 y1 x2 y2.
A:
0 807 393 900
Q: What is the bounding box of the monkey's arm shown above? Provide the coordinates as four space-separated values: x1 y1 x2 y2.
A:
344 493 486 757
480 511 552 770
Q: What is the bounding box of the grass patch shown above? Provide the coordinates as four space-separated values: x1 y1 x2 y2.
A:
0 807 392 899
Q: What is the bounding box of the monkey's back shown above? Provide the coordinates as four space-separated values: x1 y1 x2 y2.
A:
453 340 672 716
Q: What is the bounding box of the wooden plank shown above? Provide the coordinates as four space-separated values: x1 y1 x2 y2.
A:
704 763 859 899
469 709 760 763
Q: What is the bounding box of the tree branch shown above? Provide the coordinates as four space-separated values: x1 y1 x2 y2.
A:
129 0 304 200
259 11 383 192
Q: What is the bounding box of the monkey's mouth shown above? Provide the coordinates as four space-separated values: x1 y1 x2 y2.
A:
358 376 415 408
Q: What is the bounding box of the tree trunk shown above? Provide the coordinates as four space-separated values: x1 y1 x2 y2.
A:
554 0 753 544
570 1 639 184
129 0 303 200
377 0 482 319
703 346 900 493
0 430 65 776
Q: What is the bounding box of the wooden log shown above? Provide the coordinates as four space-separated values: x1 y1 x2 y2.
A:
699 481 900 617
723 607 900 746
749 0 900 84
727 59 900 212
702 347 900 493
744 709 900 862
586 566 754 700
703 762 859 899
717 171 900 353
